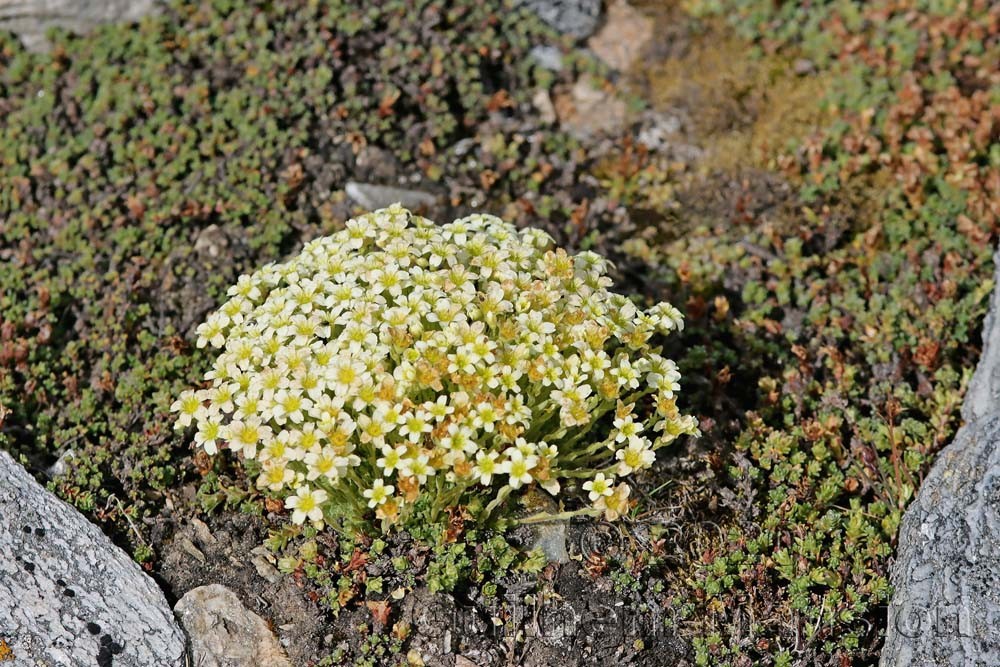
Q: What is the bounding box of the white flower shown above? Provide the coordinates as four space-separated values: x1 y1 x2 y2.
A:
357 413 389 447
610 358 641 390
372 401 406 434
376 444 408 475
228 274 263 301
440 423 476 454
228 418 270 459
208 382 239 414
425 396 455 421
513 437 537 457
195 314 227 349
270 388 311 425
305 446 343 481
286 486 328 525
363 479 395 508
399 453 434 484
327 357 364 392
171 390 206 429
646 356 681 394
447 349 476 375
649 302 684 332
536 442 557 460
233 392 261 421
594 483 631 521
613 415 643 443
472 450 501 485
502 449 537 489
615 439 655 475
175 206 694 530
582 473 615 501
193 417 222 455
254 367 285 399
260 430 291 461
258 459 294 491
398 409 432 443
472 402 500 432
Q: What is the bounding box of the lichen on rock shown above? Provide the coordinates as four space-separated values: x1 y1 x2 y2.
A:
0 451 185 667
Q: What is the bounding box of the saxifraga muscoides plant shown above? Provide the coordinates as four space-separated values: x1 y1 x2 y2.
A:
172 205 698 534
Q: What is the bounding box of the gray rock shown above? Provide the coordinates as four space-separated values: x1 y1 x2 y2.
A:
587 0 653 71
174 584 293 667
249 545 282 584
515 0 602 39
554 79 628 140
0 0 160 52
0 449 185 667
962 248 1000 423
882 250 1000 667
194 223 231 259
345 181 437 212
793 58 816 76
532 89 558 125
354 145 403 183
529 45 564 72
531 520 570 563
636 111 683 152
881 416 1000 666
450 138 478 158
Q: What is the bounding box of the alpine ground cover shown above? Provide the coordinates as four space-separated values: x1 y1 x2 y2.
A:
617 1 998 664
1 0 997 665
0 0 575 550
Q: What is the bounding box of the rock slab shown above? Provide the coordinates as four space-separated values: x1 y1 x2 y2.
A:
174 584 293 667
0 0 159 52
961 248 1000 424
532 520 570 564
882 251 1000 667
345 181 437 212
515 0 602 39
0 450 185 667
587 0 654 71
882 417 1000 666
554 79 628 140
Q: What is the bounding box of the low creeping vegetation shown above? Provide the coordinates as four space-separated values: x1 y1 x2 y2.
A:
0 0 570 552
618 1 999 664
173 205 698 534
4 0 996 663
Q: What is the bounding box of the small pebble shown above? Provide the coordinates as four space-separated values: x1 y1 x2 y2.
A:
794 58 816 75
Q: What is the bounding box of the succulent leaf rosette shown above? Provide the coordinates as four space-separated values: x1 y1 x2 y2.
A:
172 205 697 532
